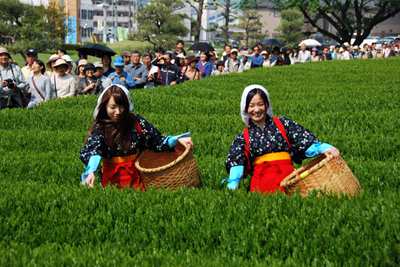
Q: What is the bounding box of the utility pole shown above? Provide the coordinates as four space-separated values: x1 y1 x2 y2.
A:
114 0 118 42
97 2 110 43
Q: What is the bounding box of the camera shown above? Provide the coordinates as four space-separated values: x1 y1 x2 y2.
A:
5 78 15 88
153 72 158 79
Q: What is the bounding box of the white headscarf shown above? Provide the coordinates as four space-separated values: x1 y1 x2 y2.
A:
93 84 134 119
240 84 273 127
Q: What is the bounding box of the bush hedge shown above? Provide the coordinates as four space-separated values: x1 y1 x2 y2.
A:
0 58 399 266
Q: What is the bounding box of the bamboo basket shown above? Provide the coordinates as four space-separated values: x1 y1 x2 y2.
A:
280 155 361 197
135 144 201 190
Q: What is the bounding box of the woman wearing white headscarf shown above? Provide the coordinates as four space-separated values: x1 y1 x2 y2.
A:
79 84 193 189
223 85 341 194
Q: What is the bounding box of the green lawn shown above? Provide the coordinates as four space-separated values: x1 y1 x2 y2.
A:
1 58 400 266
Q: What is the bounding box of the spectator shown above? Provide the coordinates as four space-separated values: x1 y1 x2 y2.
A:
251 45 264 68
61 55 76 76
173 40 186 56
121 51 132 67
272 56 285 67
50 59 76 98
102 55 115 77
209 51 217 69
108 57 135 89
270 46 281 64
196 51 213 78
0 47 27 109
175 53 186 70
375 47 384 59
21 49 38 80
153 52 182 86
371 43 377 51
291 45 301 64
394 47 399 57
240 51 252 72
361 48 369 59
76 59 88 78
57 49 67 57
332 45 341 60
320 47 329 61
353 46 362 59
261 50 271 67
224 49 242 73
93 62 112 91
124 51 148 89
311 47 320 62
341 46 351 60
222 45 232 63
299 43 311 63
142 53 162 88
195 53 201 61
281 47 294 65
181 55 201 81
75 53 88 70
338 47 345 59
75 63 103 96
389 46 397 57
26 59 52 108
212 61 228 75
45 54 61 78
184 55 190 66
382 42 390 57
239 46 248 60
152 47 165 65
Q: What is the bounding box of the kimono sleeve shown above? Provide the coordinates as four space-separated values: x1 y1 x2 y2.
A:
79 129 106 165
225 132 248 174
135 114 171 152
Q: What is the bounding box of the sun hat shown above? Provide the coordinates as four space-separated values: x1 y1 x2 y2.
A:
242 51 251 57
344 42 350 47
261 50 268 55
353 45 359 50
46 54 61 68
312 47 318 51
53 59 68 68
187 55 198 64
94 84 133 119
78 59 88 68
339 47 345 53
26 49 38 56
93 61 103 68
0 47 11 57
241 85 273 127
84 63 96 72
176 53 185 59
121 50 131 57
61 55 74 63
113 57 124 67
231 48 238 54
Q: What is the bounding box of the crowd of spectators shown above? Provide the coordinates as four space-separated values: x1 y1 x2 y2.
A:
0 39 397 110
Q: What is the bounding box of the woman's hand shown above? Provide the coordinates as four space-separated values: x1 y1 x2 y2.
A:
324 148 342 164
84 172 96 188
177 137 194 149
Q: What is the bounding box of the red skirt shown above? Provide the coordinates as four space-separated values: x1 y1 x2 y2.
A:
102 154 144 190
250 154 295 194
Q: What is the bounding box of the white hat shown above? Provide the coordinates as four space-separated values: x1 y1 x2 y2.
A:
353 45 359 50
395 47 399 52
261 50 268 55
93 61 103 68
240 85 273 127
339 47 345 53
61 55 74 62
344 42 350 47
176 53 185 59
0 47 11 57
242 51 251 57
53 59 68 68
94 84 134 119
231 49 238 53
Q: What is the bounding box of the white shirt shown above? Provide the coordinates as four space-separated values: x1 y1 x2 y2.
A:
299 50 311 63
51 74 76 98
382 47 391 57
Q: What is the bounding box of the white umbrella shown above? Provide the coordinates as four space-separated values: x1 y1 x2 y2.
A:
299 39 322 47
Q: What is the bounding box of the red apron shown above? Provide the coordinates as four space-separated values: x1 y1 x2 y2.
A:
243 117 294 194
102 154 144 190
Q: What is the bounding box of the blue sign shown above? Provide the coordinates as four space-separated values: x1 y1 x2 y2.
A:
65 17 76 44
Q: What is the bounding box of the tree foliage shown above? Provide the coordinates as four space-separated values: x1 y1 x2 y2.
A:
131 0 189 50
274 9 303 46
184 0 218 43
267 0 400 45
211 0 240 45
231 10 264 46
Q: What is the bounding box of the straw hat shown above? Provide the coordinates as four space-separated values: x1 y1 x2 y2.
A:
0 47 11 57
53 59 68 68
78 59 88 67
46 54 61 68
353 45 359 50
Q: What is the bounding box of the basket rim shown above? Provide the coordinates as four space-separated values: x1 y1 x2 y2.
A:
135 144 192 173
280 154 334 188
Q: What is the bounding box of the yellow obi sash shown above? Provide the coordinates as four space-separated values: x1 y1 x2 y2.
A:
102 153 138 164
252 152 291 166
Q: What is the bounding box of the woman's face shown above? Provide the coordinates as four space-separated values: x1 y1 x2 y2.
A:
102 56 111 66
200 52 207 61
106 96 125 121
247 93 266 124
286 49 290 55
312 51 317 55
56 65 67 74
263 54 267 59
86 69 94 78
190 61 196 68
79 66 85 74
32 61 42 73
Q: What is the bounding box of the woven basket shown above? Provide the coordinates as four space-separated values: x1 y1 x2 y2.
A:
280 155 361 197
135 143 201 190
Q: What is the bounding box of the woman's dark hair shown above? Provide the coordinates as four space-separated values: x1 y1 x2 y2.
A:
273 46 280 55
201 50 211 61
177 40 184 45
245 89 270 114
155 47 164 53
87 86 137 156
33 59 46 74
58 49 67 54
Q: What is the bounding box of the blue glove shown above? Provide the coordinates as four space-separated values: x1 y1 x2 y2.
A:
165 132 191 148
81 155 101 186
221 165 244 190
305 143 335 158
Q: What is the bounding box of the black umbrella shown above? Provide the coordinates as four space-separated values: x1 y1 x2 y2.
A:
188 42 215 51
76 43 117 58
261 38 284 47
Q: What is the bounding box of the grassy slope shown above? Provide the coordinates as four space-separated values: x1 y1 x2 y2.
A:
0 58 400 266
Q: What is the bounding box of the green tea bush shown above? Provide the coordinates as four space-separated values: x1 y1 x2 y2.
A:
0 58 400 266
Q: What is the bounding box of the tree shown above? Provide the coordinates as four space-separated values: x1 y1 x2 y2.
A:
231 10 264 46
211 0 240 45
274 9 303 46
267 0 400 45
130 0 190 50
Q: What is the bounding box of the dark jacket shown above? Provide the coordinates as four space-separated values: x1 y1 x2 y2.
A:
152 58 182 86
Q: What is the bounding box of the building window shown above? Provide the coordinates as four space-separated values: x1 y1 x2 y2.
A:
82 10 88 20
265 30 269 36
95 11 104 16
94 21 98 27
88 10 93 20
274 10 280 17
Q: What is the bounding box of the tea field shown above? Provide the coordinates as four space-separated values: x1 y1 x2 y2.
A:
1 58 400 266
